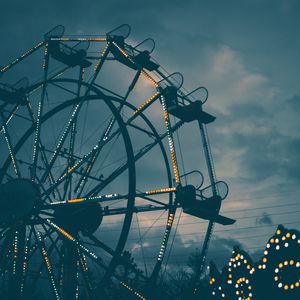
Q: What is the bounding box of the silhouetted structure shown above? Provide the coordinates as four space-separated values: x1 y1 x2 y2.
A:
0 24 235 299
208 225 300 300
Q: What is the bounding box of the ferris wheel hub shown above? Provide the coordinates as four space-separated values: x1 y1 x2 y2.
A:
54 202 103 234
0 178 40 226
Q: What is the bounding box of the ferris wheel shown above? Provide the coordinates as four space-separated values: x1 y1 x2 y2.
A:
0 24 235 299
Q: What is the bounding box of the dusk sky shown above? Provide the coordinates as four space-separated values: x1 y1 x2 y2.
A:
1 0 300 275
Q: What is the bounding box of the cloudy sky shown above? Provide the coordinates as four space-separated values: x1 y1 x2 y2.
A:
1 0 300 275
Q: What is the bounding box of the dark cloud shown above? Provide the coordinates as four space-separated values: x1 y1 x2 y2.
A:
256 212 273 225
287 95 300 113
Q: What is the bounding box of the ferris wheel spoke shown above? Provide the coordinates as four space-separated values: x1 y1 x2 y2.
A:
43 192 126 209
103 205 168 216
0 41 45 74
0 104 19 134
33 229 61 300
85 234 115 256
28 227 55 260
31 46 50 181
149 207 177 283
29 233 60 291
35 173 58 204
44 219 106 267
26 102 62 200
76 249 94 298
0 229 12 270
41 223 62 255
160 95 181 185
8 225 26 298
1 111 21 178
127 122 156 137
64 69 84 199
43 187 174 209
19 233 30 297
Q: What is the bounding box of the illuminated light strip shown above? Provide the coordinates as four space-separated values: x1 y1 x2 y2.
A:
111 41 138 67
1 124 20 177
50 193 121 206
32 43 49 180
58 253 64 296
77 250 89 272
50 188 175 206
49 37 107 42
12 231 19 275
141 69 160 88
0 106 19 134
94 42 110 71
42 43 49 69
0 41 45 73
75 260 80 300
157 212 175 261
160 95 181 184
25 100 60 198
46 220 75 241
134 91 161 115
120 281 147 300
67 198 85 203
77 250 94 292
20 238 29 295
112 41 129 58
145 187 176 195
45 219 100 261
36 231 60 300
